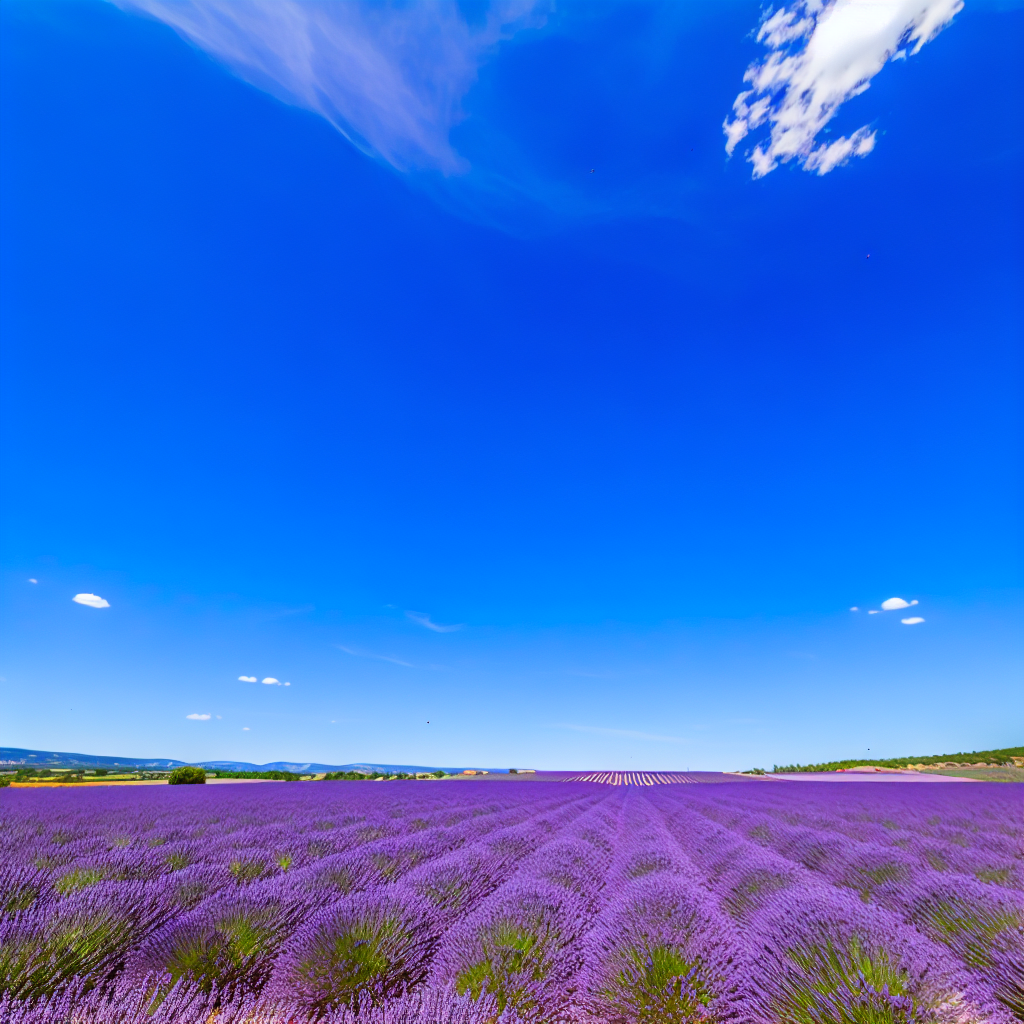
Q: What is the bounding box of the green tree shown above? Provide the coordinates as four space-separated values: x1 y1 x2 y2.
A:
168 766 207 785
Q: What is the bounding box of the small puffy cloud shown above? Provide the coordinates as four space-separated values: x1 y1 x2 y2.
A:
186 713 211 721
901 617 925 625
881 597 918 611
724 0 963 178
73 593 110 608
262 677 279 685
239 675 257 683
406 610 463 633
242 727 250 731
868 609 879 614
849 606 858 612
28 578 37 584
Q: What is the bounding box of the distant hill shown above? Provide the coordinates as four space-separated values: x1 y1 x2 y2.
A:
0 747 506 775
773 746 1023 773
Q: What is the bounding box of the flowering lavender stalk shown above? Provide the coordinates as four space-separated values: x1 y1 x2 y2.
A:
264 887 437 1014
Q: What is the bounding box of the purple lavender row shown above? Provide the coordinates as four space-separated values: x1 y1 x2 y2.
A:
566 789 752 1023
0 783 588 918
0 784 604 1014
657 783 1024 1008
412 790 625 1020
649 786 1020 1022
685 784 1022 873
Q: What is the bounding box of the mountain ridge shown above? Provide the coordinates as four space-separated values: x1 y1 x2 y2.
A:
0 747 507 775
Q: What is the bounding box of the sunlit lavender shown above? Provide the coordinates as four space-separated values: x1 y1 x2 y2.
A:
0 781 1020 1023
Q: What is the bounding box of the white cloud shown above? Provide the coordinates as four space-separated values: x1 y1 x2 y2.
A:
849 606 859 611
556 724 688 744
242 726 250 731
238 675 257 683
881 597 918 611
337 644 415 668
406 611 463 633
28 579 37 584
868 609 880 614
724 0 963 178
262 677 280 685
901 616 925 624
73 593 110 608
186 713 211 720
113 0 544 173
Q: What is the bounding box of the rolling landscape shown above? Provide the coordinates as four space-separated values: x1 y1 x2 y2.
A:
2 0 1021 1021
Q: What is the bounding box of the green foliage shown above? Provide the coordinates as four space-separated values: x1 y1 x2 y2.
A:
321 866 357 894
774 937 920 1024
974 867 1011 885
919 897 1018 968
228 857 271 884
417 877 469 911
145 905 285 1006
0 906 128 1000
54 868 107 895
842 862 908 902
626 855 672 879
168 766 207 786
774 746 1023 773
722 870 791 920
165 850 193 872
322 771 381 781
456 917 556 1013
291 911 422 1011
1 882 39 917
598 944 714 1024
212 770 304 781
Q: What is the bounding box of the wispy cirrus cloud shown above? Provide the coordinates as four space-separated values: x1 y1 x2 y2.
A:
336 644 415 669
724 0 962 178
405 611 463 633
112 0 544 174
554 724 688 744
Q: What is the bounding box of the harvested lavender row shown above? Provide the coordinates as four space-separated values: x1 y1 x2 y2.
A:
0 779 1020 1022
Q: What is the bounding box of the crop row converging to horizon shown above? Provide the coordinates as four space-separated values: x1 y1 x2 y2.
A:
0 781 1021 1023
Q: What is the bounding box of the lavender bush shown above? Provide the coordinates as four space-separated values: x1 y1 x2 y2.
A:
0 780 1019 1022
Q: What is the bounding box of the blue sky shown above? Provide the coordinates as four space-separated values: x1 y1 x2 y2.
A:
1 0 1021 770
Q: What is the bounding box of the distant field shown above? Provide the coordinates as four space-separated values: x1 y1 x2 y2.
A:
922 766 1024 783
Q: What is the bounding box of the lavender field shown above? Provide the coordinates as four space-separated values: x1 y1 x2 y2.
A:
0 781 1021 1023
